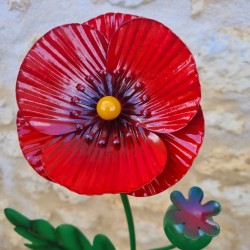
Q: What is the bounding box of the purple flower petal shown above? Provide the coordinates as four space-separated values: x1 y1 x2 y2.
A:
188 186 204 203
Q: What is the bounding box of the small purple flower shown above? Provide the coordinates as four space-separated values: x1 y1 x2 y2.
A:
168 186 221 239
164 186 221 250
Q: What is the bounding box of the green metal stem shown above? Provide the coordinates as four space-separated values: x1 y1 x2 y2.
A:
150 245 175 250
120 194 136 250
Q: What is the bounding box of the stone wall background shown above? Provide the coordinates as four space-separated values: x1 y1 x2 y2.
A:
0 0 250 249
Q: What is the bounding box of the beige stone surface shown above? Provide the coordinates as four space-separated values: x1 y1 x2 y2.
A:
0 0 250 249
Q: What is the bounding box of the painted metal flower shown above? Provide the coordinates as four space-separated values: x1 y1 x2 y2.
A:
164 186 221 250
16 13 204 196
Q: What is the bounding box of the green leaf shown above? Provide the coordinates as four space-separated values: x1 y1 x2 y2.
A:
14 227 48 246
5 208 116 250
25 243 62 250
93 234 116 250
4 208 31 228
56 224 92 250
31 219 57 243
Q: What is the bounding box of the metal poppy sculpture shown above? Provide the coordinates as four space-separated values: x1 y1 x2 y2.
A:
5 13 221 250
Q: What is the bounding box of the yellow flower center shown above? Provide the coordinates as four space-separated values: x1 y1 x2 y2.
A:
96 96 121 120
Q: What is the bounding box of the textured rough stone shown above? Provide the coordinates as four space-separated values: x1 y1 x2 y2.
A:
206 111 246 134
136 220 162 244
0 198 9 221
0 130 22 158
199 147 250 177
0 104 14 126
8 0 30 11
18 169 51 198
91 0 155 8
191 0 205 17
57 207 98 229
52 184 90 204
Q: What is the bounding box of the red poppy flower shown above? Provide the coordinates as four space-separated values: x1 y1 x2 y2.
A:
16 13 204 196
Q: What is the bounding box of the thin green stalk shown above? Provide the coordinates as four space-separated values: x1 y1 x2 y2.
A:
120 194 136 250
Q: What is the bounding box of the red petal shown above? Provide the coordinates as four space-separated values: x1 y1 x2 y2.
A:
107 18 201 133
42 124 167 195
16 24 108 135
17 111 52 180
85 13 138 42
130 108 204 197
